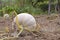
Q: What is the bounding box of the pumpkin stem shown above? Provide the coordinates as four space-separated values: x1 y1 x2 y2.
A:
13 11 23 37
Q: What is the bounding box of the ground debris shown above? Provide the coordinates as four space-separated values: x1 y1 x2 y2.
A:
0 14 60 40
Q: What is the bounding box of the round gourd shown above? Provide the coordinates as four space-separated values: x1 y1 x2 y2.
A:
3 14 9 19
13 13 36 31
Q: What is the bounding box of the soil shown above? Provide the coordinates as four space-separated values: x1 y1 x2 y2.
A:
0 14 60 40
